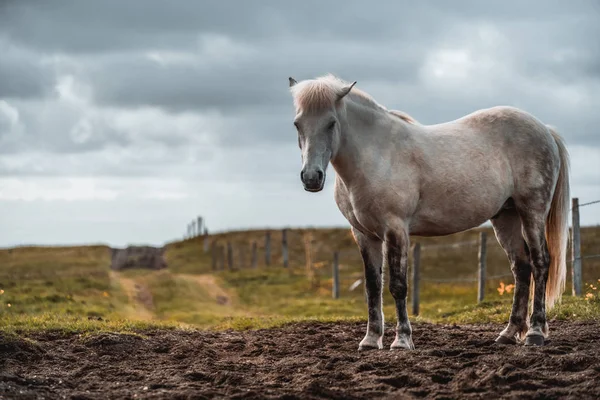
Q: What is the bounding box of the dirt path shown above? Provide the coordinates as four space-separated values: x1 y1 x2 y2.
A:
176 273 236 306
2 320 599 399
109 271 155 320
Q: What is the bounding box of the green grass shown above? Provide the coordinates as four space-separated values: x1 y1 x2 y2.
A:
0 313 180 335
1 226 599 333
0 246 122 318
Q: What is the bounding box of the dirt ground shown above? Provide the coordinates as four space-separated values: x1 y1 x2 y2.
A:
1 320 599 399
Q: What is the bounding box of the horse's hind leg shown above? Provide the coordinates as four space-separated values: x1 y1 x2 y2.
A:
352 227 384 351
491 208 531 344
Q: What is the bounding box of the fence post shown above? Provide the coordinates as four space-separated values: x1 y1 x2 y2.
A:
265 231 271 267
412 243 420 316
332 251 340 299
572 197 582 296
197 216 203 237
227 242 234 270
282 228 289 268
211 243 217 271
239 245 247 269
219 245 225 270
251 241 258 269
304 232 315 288
478 231 487 303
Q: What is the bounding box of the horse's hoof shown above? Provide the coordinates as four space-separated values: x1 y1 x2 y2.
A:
358 335 383 351
358 344 380 352
524 335 545 346
390 336 415 350
495 335 517 345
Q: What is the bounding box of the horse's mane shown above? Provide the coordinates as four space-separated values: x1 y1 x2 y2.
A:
291 74 418 124
389 110 418 125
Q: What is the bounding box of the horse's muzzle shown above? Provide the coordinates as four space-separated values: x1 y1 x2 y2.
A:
300 168 325 192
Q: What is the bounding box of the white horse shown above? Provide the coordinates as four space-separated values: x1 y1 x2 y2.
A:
288 74 570 350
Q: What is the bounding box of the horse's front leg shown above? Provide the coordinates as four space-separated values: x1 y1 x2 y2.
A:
352 227 384 351
385 225 415 350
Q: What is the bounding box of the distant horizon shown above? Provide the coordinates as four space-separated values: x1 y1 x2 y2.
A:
3 220 600 250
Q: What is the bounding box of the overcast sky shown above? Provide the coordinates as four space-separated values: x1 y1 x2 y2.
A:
1 1 599 247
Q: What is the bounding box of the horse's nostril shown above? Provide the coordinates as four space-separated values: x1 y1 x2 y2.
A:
300 171 305 181
317 170 324 181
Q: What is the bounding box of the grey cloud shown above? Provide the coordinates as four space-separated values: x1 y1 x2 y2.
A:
0 1 456 53
85 39 424 113
0 143 215 178
2 0 597 55
1 0 599 169
0 38 54 99
4 102 129 155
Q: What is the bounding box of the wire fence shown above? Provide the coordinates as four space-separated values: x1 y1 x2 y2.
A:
192 197 599 312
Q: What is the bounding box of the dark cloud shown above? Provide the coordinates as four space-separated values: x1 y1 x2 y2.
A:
0 1 454 53
82 38 424 113
0 0 599 170
0 38 54 99
3 1 597 54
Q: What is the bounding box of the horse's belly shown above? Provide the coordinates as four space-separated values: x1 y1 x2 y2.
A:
409 214 490 236
409 194 505 237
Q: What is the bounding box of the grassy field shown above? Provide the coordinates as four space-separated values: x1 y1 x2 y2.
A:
1 225 599 334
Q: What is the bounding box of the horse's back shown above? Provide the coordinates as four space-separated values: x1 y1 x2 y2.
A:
455 105 561 201
456 106 553 144
409 105 561 233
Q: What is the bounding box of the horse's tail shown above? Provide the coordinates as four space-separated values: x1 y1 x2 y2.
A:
544 125 570 310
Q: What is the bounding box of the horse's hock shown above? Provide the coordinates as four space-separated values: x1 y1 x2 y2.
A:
110 246 168 271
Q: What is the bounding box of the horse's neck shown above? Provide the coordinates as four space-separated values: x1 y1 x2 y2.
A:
331 100 414 187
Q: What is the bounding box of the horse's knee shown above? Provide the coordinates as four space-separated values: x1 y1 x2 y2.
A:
389 279 407 300
364 265 381 290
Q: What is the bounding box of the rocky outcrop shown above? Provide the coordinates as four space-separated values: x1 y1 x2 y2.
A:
109 246 167 271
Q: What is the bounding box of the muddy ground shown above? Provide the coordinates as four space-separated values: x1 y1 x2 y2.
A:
1 321 599 399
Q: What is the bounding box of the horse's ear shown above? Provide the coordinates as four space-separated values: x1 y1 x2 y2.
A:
338 81 357 99
289 77 298 87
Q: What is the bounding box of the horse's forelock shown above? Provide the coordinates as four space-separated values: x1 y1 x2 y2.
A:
291 78 339 113
291 74 360 112
291 74 388 115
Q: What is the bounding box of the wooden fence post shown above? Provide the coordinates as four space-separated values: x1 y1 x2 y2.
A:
572 197 582 296
251 241 258 269
211 243 217 271
239 245 247 269
332 251 340 299
304 232 315 288
227 242 234 270
412 243 420 316
265 231 271 267
478 231 487 303
197 216 203 237
282 228 289 268
219 245 225 270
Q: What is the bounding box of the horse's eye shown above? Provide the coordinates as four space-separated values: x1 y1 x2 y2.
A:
327 120 336 131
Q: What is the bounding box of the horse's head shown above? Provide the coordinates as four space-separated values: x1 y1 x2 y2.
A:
288 75 356 192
